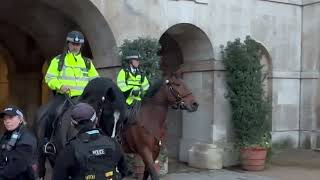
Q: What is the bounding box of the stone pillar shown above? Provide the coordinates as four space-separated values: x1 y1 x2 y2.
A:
179 71 214 162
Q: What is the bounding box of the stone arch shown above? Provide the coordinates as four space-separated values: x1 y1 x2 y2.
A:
159 23 214 161
0 0 116 121
0 44 15 132
256 41 273 99
0 49 9 110
41 61 51 105
39 0 118 67
159 23 214 73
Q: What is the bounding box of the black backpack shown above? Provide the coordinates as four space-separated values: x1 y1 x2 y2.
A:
70 133 117 180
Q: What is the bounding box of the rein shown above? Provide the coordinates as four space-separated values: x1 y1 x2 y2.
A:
167 82 193 105
95 87 110 127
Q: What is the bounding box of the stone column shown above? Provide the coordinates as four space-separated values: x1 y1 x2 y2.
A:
179 70 214 162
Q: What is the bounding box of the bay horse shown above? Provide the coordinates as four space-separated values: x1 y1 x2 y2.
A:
119 71 199 180
33 77 127 178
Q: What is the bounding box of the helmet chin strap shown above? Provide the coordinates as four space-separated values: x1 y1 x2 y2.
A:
68 49 81 56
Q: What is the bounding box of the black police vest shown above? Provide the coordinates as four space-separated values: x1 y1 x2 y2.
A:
70 130 117 180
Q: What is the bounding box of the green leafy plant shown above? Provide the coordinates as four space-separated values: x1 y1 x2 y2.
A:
222 36 271 149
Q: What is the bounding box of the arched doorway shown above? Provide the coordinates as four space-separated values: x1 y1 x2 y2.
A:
0 45 15 132
0 0 116 123
258 42 272 99
159 23 214 162
0 52 9 111
41 61 51 105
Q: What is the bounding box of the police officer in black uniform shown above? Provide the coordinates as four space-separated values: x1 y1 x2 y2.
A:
52 103 128 180
0 106 37 180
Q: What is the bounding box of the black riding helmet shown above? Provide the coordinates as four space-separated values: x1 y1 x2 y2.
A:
66 30 85 44
125 50 140 61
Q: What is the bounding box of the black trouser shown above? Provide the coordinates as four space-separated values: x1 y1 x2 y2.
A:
45 94 66 138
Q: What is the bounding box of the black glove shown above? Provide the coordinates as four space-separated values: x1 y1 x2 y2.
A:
131 89 140 97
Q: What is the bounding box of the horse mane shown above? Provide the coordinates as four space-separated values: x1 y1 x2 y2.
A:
126 78 164 122
79 77 125 110
144 78 164 98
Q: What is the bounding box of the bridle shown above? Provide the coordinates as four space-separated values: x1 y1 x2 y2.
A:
165 79 193 108
95 87 111 127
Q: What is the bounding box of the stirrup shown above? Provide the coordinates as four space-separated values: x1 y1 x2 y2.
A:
44 142 57 156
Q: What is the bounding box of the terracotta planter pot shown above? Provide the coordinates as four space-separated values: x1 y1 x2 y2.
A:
240 147 267 171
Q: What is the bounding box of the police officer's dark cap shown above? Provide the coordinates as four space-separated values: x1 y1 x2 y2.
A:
71 103 96 123
66 30 85 44
125 50 140 60
0 106 24 119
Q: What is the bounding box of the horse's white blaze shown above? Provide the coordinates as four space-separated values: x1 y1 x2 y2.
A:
111 110 120 138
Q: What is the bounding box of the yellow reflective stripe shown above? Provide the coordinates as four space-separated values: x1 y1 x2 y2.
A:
117 84 127 87
63 65 88 71
88 76 98 81
117 81 127 87
66 85 86 91
117 80 126 84
47 73 91 82
127 81 142 85
142 84 149 90
59 76 90 81
61 66 88 77
45 74 58 81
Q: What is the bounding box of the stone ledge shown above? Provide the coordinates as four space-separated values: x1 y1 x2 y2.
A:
271 71 300 79
97 61 320 80
169 0 209 5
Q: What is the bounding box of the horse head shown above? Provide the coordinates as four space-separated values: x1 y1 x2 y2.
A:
164 69 199 112
80 77 127 136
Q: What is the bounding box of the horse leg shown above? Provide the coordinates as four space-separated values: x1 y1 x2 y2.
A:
36 118 49 179
37 151 47 179
143 166 150 180
139 148 159 180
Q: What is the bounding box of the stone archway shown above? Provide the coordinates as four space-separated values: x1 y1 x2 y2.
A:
0 45 15 132
159 23 214 162
0 50 9 110
0 0 116 123
257 42 273 99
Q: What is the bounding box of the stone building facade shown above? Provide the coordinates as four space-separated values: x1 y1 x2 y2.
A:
1 0 320 165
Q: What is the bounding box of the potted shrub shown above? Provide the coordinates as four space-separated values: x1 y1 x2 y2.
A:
222 36 271 171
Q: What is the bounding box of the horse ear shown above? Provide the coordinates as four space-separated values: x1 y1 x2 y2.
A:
173 68 183 79
106 87 116 102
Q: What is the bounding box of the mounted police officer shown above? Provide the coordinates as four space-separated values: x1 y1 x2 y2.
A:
116 50 150 107
44 30 99 149
0 106 37 180
52 103 128 180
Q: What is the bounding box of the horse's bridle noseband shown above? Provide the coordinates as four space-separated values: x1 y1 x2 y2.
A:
166 80 192 108
96 92 108 127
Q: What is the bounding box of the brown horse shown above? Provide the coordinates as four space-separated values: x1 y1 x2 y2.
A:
120 72 199 180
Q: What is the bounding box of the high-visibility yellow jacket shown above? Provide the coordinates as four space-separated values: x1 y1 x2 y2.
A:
116 68 149 105
45 52 99 97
